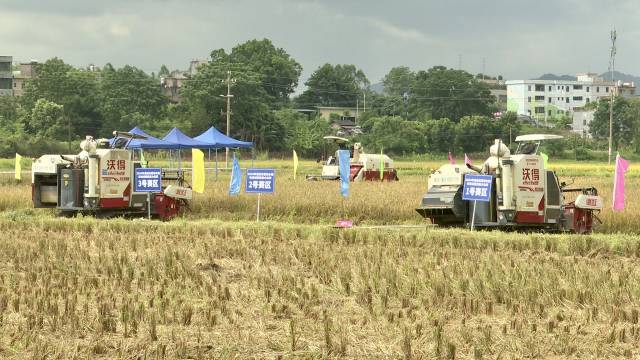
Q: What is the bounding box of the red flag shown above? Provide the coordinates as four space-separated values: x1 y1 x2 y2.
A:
613 154 630 211
464 153 472 165
448 152 455 165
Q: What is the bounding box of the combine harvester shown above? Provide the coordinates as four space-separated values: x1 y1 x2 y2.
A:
307 136 399 181
416 134 603 233
31 132 192 219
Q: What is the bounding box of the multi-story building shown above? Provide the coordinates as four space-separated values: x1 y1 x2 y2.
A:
0 56 13 96
571 109 594 137
160 59 209 103
506 73 635 125
12 61 38 96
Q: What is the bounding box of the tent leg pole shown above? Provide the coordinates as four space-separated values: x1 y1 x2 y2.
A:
208 149 211 182
215 149 218 181
178 149 182 186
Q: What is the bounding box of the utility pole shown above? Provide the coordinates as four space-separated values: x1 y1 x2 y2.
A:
363 92 366 113
608 28 617 165
220 71 235 168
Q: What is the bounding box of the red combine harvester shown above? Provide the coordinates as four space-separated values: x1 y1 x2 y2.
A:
306 136 399 181
31 132 192 220
416 134 603 233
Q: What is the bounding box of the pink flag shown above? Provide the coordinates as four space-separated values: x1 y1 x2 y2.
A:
464 153 472 165
613 154 630 211
448 152 455 165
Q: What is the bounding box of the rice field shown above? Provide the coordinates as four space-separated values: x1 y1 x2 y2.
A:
1 159 640 358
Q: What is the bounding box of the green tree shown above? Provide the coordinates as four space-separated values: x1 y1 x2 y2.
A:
97 65 167 133
410 66 495 121
225 39 302 105
493 111 521 146
22 58 101 138
295 64 369 108
590 96 638 150
361 116 424 154
25 99 65 140
180 58 277 148
180 40 302 149
159 64 171 78
357 93 404 127
275 109 331 157
382 66 415 96
454 116 495 152
423 118 456 153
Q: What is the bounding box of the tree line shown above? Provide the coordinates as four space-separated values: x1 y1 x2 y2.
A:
0 38 522 158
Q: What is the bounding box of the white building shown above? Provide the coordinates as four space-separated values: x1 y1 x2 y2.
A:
571 109 595 137
506 73 634 125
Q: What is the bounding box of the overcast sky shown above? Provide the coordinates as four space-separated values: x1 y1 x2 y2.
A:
1 0 638 87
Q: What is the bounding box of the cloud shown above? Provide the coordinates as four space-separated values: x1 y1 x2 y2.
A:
367 18 432 44
1 0 640 84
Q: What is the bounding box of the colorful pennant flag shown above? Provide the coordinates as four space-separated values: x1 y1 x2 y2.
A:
192 148 205 193
540 152 549 169
464 153 472 166
613 154 630 211
338 150 350 198
293 150 298 180
14 153 22 181
229 152 241 196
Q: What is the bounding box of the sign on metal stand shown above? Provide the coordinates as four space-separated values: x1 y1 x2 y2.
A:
245 168 275 221
462 174 492 231
134 168 162 219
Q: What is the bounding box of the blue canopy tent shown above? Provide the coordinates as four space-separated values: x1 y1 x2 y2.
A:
160 127 210 176
111 126 180 150
194 126 253 149
109 127 180 169
194 126 254 180
162 127 213 149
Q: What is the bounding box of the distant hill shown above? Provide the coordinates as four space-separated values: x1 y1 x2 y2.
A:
601 70 639 86
535 71 640 83
535 74 577 81
370 82 384 94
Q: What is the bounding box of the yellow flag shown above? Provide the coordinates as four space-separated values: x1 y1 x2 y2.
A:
192 149 205 193
541 152 549 169
293 150 298 180
15 153 22 181
140 150 147 168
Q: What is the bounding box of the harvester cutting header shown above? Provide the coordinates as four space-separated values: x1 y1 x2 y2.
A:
416 134 603 233
31 132 192 219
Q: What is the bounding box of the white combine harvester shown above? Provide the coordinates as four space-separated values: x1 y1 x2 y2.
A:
306 136 399 181
416 134 603 233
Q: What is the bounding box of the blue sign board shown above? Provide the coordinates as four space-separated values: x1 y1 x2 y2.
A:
134 168 162 192
462 174 492 202
245 168 276 193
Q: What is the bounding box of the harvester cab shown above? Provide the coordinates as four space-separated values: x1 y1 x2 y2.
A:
306 136 399 181
416 134 603 233
31 132 193 220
